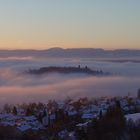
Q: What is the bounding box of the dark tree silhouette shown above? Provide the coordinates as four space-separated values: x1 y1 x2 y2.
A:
137 88 140 99
12 106 17 115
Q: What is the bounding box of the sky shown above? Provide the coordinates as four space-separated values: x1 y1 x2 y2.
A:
0 0 139 50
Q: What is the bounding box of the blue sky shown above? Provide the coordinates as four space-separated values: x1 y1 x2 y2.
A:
0 0 139 49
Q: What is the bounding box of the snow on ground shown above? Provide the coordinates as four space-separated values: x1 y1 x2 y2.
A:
125 113 140 122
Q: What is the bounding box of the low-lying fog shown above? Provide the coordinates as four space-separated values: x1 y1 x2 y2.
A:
0 57 140 104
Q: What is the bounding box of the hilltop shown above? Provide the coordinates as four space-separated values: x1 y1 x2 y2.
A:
26 66 108 75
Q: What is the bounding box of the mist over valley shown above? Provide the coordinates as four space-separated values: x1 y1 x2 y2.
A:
0 49 139 104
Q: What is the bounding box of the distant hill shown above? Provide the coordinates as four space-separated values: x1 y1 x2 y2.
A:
26 66 109 76
0 48 140 58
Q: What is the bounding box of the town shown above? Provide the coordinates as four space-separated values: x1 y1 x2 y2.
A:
0 89 140 140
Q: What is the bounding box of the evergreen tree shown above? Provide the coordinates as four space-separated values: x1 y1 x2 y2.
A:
99 110 103 119
12 106 17 115
26 108 32 116
137 88 140 99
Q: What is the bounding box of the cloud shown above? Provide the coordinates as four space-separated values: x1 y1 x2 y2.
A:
0 75 139 105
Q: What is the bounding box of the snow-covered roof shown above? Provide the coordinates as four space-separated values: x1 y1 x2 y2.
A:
24 116 37 121
1 121 15 126
68 110 77 116
82 113 96 119
76 122 89 127
0 113 19 121
50 114 56 120
17 124 31 132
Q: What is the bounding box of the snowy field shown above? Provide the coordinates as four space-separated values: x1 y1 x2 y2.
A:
125 113 140 123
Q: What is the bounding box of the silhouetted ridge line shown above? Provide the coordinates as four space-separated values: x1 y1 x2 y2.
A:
0 48 140 58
